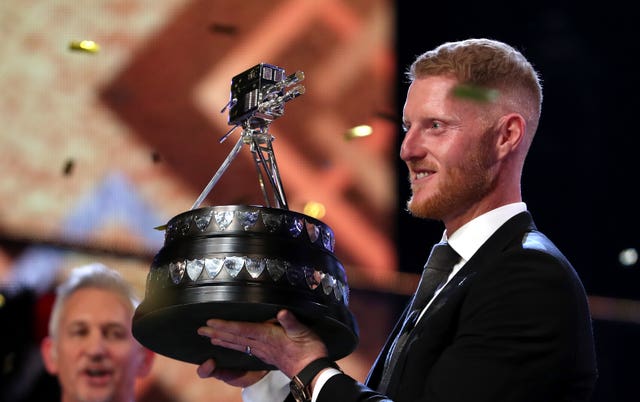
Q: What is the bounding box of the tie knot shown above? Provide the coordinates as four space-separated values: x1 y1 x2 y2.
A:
424 242 459 273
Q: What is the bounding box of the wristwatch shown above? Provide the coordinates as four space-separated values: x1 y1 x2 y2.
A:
289 357 341 402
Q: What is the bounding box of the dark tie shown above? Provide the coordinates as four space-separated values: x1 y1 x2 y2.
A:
377 242 459 393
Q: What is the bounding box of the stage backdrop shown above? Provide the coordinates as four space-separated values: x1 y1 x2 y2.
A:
0 1 397 401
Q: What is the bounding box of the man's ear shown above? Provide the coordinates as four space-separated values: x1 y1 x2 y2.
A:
496 113 526 159
40 336 59 375
136 347 156 378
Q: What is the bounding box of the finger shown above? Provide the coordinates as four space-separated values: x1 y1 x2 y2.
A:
198 359 261 386
197 358 215 378
205 318 253 330
205 318 271 339
198 325 247 351
199 326 258 358
209 336 248 354
197 326 214 338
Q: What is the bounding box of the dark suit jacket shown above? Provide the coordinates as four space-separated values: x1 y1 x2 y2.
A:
317 212 598 402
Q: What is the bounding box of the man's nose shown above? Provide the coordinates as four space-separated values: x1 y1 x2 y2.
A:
400 128 424 162
85 332 107 356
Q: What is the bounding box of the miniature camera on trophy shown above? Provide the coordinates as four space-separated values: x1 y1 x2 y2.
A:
228 63 284 125
132 63 359 371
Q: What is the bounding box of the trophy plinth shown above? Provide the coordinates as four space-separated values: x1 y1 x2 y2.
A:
132 64 359 370
132 205 358 370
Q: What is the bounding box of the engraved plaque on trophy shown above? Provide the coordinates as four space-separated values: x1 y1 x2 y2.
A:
132 63 359 370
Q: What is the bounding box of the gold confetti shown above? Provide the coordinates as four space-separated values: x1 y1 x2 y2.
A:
62 158 74 176
453 84 499 103
374 110 398 123
208 23 238 35
303 201 326 219
344 124 373 140
69 40 100 53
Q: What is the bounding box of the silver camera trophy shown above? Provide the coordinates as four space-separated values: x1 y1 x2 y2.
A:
132 63 359 370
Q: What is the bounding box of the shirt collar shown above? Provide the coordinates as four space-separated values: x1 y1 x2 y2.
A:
443 202 527 262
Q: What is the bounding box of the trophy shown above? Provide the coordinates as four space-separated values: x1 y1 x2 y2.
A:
132 63 359 370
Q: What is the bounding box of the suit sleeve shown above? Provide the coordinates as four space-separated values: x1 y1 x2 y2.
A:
317 373 391 402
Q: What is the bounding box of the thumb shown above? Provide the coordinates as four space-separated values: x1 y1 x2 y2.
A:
197 358 216 378
276 309 308 338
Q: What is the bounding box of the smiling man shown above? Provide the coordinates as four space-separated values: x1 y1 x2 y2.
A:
194 39 598 402
40 263 154 402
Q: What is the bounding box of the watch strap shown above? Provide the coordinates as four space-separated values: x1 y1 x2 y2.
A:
290 357 340 402
295 357 340 385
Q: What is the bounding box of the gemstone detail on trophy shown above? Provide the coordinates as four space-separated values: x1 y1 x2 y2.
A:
246 257 266 278
214 210 234 230
306 221 320 242
204 257 224 279
169 261 185 284
187 259 204 281
286 215 304 237
237 210 259 230
262 212 283 232
322 274 337 296
224 256 244 278
266 258 287 281
322 226 335 252
194 210 213 231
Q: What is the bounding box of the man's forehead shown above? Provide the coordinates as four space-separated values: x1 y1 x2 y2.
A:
61 288 133 323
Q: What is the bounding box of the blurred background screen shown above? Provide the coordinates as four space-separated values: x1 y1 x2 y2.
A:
0 1 638 401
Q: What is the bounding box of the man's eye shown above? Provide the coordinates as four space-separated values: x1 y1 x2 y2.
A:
104 327 128 340
431 121 441 129
69 328 88 337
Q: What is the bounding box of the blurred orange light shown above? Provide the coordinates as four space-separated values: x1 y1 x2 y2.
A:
303 201 326 219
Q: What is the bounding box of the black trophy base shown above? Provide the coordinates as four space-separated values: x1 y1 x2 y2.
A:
132 285 358 370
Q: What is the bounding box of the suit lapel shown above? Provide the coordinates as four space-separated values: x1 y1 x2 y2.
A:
419 211 536 318
456 211 536 275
